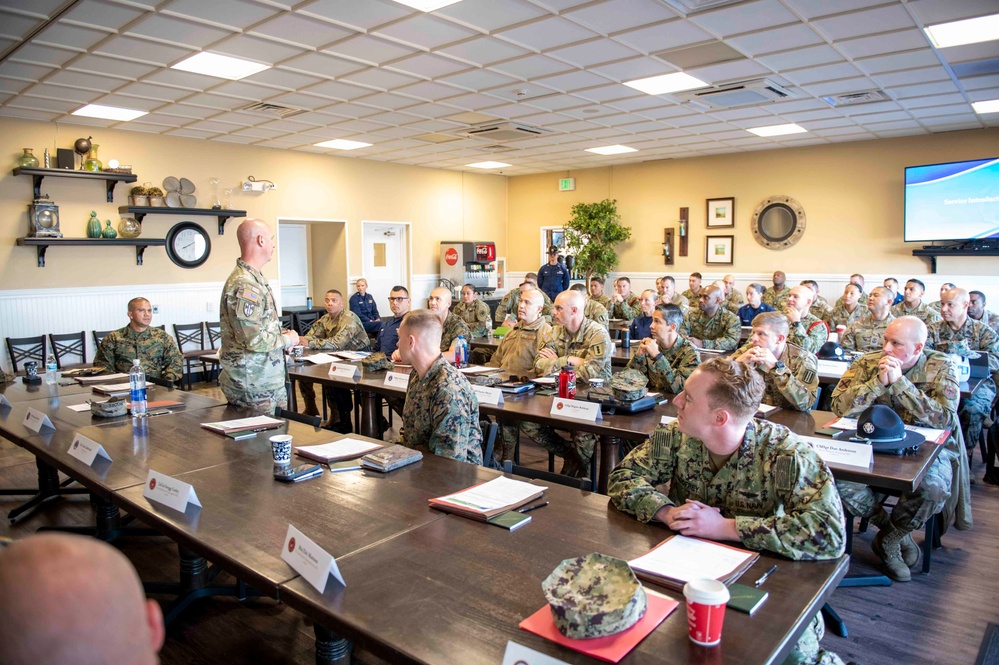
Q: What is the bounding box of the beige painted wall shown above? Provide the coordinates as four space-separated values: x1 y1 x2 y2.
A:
309 221 347 299
0 116 507 289
506 128 999 276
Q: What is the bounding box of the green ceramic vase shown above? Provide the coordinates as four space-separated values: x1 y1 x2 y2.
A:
86 211 102 238
102 219 117 239
17 148 39 168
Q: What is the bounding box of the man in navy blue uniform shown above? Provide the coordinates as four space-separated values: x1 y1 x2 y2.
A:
377 285 410 357
537 245 570 303
349 278 381 335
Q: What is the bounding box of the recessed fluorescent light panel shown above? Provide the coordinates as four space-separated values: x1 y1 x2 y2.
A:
171 52 270 80
972 99 999 114
924 13 999 48
467 161 510 169
71 104 147 121
624 72 708 95
392 0 463 9
747 123 807 137
585 145 638 155
314 139 371 150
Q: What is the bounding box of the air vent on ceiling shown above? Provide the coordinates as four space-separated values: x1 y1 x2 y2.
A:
821 90 892 107
456 122 550 142
240 102 306 119
478 144 516 153
413 132 464 144
674 78 795 108
659 0 746 16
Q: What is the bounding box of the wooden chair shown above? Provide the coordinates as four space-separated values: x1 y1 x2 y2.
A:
48 331 87 369
502 459 593 492
295 310 320 336
173 323 208 390
275 406 321 429
5 335 46 373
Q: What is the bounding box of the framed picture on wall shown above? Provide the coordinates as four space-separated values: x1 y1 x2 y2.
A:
705 235 734 265
706 197 735 228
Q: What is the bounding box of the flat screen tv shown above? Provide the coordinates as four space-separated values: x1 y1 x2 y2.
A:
904 157 999 242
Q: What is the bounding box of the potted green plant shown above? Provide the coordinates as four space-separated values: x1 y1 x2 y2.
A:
563 199 631 285
129 185 148 207
147 186 165 207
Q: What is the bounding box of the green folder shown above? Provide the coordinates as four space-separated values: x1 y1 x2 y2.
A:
487 510 532 531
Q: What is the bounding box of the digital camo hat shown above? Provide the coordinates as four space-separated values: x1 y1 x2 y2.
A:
361 351 393 372
610 369 648 402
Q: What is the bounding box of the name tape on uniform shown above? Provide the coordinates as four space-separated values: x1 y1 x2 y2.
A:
550 398 602 422
799 435 873 469
23 407 55 433
472 385 504 406
67 433 112 466
328 363 360 379
502 642 569 665
143 470 202 513
383 371 410 390
281 524 345 594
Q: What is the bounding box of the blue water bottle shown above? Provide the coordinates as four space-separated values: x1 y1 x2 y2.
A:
129 359 148 416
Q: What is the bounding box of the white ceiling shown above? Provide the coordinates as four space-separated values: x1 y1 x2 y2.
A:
0 0 996 175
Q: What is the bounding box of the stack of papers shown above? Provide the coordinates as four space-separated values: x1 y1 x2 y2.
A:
628 534 759 591
333 351 370 361
76 372 128 384
824 416 948 444
303 353 339 365
360 444 423 472
756 403 779 417
92 383 132 396
429 476 546 521
201 415 283 435
295 438 383 463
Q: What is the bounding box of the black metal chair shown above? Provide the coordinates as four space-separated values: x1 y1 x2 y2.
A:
173 323 208 390
92 329 113 356
480 422 500 469
279 314 294 331
275 406 321 429
203 321 222 383
295 310 320 336
502 459 593 492
5 335 46 372
48 331 87 369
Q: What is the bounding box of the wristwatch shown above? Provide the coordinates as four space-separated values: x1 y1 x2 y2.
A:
773 361 787 373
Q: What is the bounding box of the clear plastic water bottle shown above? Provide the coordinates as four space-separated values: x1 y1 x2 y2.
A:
129 359 148 416
455 335 467 368
45 354 58 384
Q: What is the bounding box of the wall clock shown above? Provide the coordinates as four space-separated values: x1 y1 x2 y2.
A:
165 221 211 268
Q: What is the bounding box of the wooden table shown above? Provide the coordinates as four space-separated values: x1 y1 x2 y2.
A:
14 387 225 430
0 378 93 403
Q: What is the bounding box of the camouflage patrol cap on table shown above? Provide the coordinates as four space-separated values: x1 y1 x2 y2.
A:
468 374 503 386
541 552 647 639
361 352 393 372
90 397 127 417
610 369 648 402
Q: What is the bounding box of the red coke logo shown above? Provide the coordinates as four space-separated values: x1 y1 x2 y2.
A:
444 248 458 266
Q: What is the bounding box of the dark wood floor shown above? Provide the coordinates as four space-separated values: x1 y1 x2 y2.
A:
2 382 998 665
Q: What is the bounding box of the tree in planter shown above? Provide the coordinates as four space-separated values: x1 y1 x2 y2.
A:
563 199 631 285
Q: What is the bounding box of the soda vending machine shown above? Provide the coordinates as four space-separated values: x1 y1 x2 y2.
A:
439 241 497 296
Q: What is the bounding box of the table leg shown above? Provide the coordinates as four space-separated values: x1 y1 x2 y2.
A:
289 377 298 411
37 495 160 542
598 435 621 495
359 390 379 439
6 458 89 523
314 624 352 665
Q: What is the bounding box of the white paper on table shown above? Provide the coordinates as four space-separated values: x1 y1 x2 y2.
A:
303 353 338 365
67 433 112 466
437 476 546 513
295 438 383 460
824 417 947 444
660 415 677 425
23 407 55 433
757 403 779 415
816 359 849 377
92 383 132 394
458 366 498 375
798 434 873 469
328 363 360 379
201 415 283 432
629 534 755 585
281 524 345 593
66 403 92 412
334 351 370 361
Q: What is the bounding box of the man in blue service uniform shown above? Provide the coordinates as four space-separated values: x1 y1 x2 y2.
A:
377 285 410 358
537 245 570 303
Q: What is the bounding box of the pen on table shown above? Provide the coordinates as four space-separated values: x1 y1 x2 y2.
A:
519 501 549 514
657 398 669 406
146 409 172 417
754 564 777 587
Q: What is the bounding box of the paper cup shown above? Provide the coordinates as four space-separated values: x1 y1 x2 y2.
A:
836 325 846 335
270 434 292 465
683 579 730 646
292 345 304 360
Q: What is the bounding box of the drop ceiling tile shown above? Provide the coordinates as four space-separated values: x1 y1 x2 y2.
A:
757 45 844 71
203 111 259 126
325 34 418 65
708 106 774 120
489 54 574 79
848 110 914 124
373 14 477 50
485 84 560 103
686 58 772 84
212 34 303 65
60 1 145 31
835 100 902 115
409 100 478 116
964 74 999 91
354 92 419 110
779 108 840 122
588 112 642 127
591 56 675 82
256 137 306 148
259 118 320 132
908 0 999 25
547 39 641 68
524 94 590 110
210 80 283 100
22 82 99 102
572 84 643 104
304 79 376 101
67 54 156 79
365 110 422 125
245 68 324 91
298 0 412 32
782 0 891 20
0 61 53 82
940 43 999 66
110 81 190 102
690 0 798 37
8 96 79 113
230 125 285 139
437 35 531 67
637 104 696 120
123 121 183 134
9 43 78 67
0 107 61 121
125 14 232 49
341 67 421 91
497 16 598 51
250 14 354 49
908 103 973 118
177 93 243 110
394 80 466 101
280 52 366 78
768 98 827 113
161 0 280 30
436 68 523 92
167 128 222 139
564 0 677 35
874 66 950 87
34 22 109 51
135 112 187 126
891 80 960 98
836 29 930 60
783 62 865 86
94 36 191 66
533 69 607 92
811 5 915 41
0 11 45 39
331 119 389 133
794 117 855 129
614 20 712 54
606 94 672 111
436 0 546 32
726 24 823 57
185 119 248 133
320 102 383 118
89 94 164 112
857 51 945 77
266 92 331 110
802 76 879 97
387 53 469 79
212 133 258 143
920 114 982 126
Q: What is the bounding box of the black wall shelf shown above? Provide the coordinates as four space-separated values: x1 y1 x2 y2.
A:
17 237 166 268
912 247 999 273
117 206 246 235
13 167 137 203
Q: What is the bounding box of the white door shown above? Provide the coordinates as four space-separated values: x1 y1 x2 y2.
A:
278 223 308 307
361 222 407 318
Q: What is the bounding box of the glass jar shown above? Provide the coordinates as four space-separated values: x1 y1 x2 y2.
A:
83 144 102 172
17 148 39 168
118 216 141 238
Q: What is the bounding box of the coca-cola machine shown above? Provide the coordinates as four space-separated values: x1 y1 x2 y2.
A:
439 241 497 296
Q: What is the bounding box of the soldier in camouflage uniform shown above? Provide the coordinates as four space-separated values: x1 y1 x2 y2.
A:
532 290 613 477
832 316 970 581
682 285 741 351
734 312 818 411
609 357 846 665
762 271 791 311
927 282 955 312
722 274 744 314
825 283 865 332
609 277 642 320
627 304 699 394
219 219 299 412
680 272 702 303
398 309 482 464
840 287 895 352
495 278 553 325
453 284 492 338
570 284 609 328
427 287 471 352
658 275 689 316
927 288 999 451
785 285 829 354
801 280 831 323
891 279 942 325
93 297 184 382
969 290 999 336
298 289 371 431
588 276 613 311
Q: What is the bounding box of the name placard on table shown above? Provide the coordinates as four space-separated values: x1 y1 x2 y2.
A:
0 394 11 407
383 371 410 390
328 363 360 379
67 433 112 466
22 407 55 433
472 385 504 406
549 398 602 422
143 470 202 512
799 435 873 469
281 524 345 593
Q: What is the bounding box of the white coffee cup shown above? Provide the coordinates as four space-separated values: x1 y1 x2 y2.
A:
270 434 292 465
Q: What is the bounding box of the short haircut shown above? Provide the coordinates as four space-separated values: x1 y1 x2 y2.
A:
656 303 684 328
800 279 818 290
390 285 409 296
525 272 538 281
589 276 604 284
569 283 587 293
970 290 986 304
326 289 342 298
906 279 925 291
615 276 631 285
942 282 956 290
401 309 442 347
522 289 544 307
127 297 149 311
519 281 532 288
662 275 675 286
884 277 898 287
690 272 702 279
851 273 865 283
747 283 765 295
752 311 789 336
640 289 657 299
846 283 862 295
699 357 764 420
462 284 476 293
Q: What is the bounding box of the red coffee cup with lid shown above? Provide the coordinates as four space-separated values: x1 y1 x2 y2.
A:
683 578 730 646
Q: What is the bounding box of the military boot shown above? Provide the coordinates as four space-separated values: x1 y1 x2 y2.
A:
302 399 320 418
869 509 919 567
872 528 912 582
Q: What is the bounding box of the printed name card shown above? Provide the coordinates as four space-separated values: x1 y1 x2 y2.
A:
0 394 11 407
660 415 677 425
143 470 202 512
502 642 569 665
800 435 873 469
281 524 345 594
550 398 602 422
472 385 505 406
328 363 360 379
23 407 55 433
383 371 410 390
67 433 112 466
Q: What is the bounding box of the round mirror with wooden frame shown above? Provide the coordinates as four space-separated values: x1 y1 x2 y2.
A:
751 195 806 250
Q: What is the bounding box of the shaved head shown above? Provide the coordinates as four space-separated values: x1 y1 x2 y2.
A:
236 218 275 269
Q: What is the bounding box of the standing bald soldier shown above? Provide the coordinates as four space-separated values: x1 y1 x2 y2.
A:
0 533 165 665
220 218 298 412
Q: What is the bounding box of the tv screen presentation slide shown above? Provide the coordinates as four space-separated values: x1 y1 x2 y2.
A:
904 158 999 242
